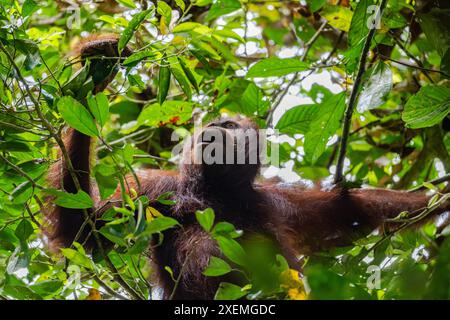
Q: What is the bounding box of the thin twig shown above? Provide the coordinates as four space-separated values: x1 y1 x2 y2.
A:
388 30 435 83
380 54 450 78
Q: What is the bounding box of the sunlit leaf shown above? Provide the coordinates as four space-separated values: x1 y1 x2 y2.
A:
246 57 309 78
58 96 99 137
402 85 450 129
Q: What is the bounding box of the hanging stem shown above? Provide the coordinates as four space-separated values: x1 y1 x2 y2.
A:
334 0 388 184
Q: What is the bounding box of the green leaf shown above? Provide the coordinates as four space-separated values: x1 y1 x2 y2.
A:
135 100 193 128
173 22 211 35
240 83 269 116
123 50 158 66
62 63 90 94
206 0 241 22
47 189 94 209
356 61 392 113
178 57 200 93
58 96 99 137
116 0 136 8
94 171 118 200
10 180 33 204
87 92 109 128
0 141 31 152
175 0 185 11
14 219 33 243
128 73 145 89
348 0 375 49
321 5 353 32
99 225 128 247
158 60 171 104
308 0 326 13
213 28 244 43
402 85 450 129
304 92 346 164
246 57 309 78
214 282 248 300
144 216 179 235
118 9 153 53
275 104 318 135
203 257 232 276
168 56 192 99
215 235 246 266
22 0 38 17
195 208 215 232
30 280 63 296
212 222 243 239
60 248 94 269
157 1 172 25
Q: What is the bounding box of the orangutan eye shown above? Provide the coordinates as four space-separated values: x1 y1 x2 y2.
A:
223 121 238 129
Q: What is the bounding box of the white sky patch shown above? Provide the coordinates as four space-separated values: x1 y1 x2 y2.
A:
277 47 302 58
263 160 301 182
434 158 445 177
272 95 313 125
236 41 266 56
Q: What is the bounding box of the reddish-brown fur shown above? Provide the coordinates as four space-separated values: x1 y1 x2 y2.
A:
45 37 450 300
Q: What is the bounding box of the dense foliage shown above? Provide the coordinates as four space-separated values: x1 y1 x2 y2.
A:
0 0 450 300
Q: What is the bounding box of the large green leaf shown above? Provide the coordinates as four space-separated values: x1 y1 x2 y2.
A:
246 57 309 78
123 50 159 66
168 56 193 99
304 92 346 164
215 235 246 266
348 0 375 48
158 58 171 104
206 0 241 21
240 82 269 116
321 5 353 32
60 248 94 269
195 208 215 232
157 1 172 26
214 282 247 300
144 216 180 235
14 219 33 243
203 256 232 276
307 0 326 13
58 96 99 137
118 9 153 52
135 100 193 129
275 104 318 135
87 92 109 128
47 189 94 209
94 168 118 200
356 61 392 113
22 0 38 17
402 85 450 129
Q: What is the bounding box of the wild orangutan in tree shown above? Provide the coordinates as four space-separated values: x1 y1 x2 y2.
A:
45 36 450 299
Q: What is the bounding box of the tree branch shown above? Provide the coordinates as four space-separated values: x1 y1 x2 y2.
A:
334 0 388 185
